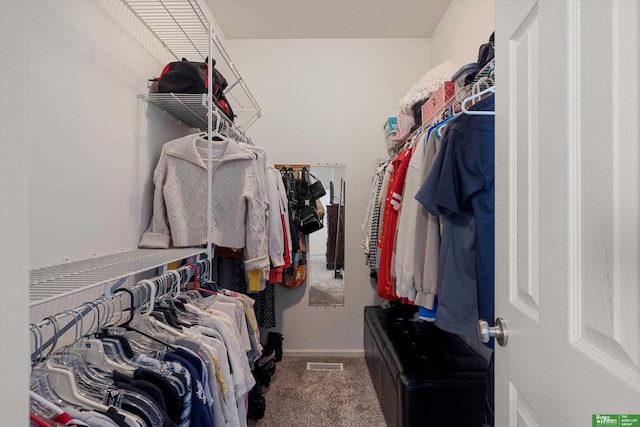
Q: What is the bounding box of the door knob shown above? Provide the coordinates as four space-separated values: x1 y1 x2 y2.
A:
477 317 509 347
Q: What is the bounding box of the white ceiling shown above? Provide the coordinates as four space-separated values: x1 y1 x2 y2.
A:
202 0 452 39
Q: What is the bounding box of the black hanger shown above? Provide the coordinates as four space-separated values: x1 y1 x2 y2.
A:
114 288 136 327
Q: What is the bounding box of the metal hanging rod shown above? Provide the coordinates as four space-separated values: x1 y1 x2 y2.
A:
29 261 205 364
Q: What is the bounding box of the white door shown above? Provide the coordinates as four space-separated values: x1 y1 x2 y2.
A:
495 0 640 425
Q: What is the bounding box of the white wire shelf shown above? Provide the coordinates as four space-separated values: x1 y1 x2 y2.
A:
122 0 262 131
456 59 495 102
139 92 259 140
29 248 205 308
140 93 209 129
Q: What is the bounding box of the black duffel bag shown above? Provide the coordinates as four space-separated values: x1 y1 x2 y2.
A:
157 57 235 122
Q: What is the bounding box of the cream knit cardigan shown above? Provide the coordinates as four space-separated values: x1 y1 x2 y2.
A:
139 134 269 271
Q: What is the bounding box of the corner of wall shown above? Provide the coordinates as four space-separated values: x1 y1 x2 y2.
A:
429 0 495 68
197 0 229 43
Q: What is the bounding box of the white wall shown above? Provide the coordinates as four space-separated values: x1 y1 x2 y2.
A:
23 1 195 269
1 1 218 422
0 3 30 422
430 0 495 67
226 38 431 354
9 0 231 271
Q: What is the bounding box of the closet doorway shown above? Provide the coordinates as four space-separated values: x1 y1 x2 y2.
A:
308 164 346 306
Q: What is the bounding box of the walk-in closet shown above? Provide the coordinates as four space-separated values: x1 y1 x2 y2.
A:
2 0 639 426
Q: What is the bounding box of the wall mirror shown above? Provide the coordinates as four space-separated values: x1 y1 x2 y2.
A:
308 165 346 306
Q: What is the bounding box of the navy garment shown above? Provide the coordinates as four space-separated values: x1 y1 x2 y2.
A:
217 256 240 291
173 347 211 406
174 348 206 386
416 94 495 346
134 368 185 425
163 352 213 427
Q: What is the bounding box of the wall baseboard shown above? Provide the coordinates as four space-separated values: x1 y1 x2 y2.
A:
283 349 365 358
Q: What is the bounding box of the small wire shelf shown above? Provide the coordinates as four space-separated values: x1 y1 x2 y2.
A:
139 92 259 140
140 93 209 129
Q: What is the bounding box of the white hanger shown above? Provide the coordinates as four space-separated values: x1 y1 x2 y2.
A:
136 279 158 315
72 299 135 374
168 270 182 296
132 278 186 336
32 368 141 426
179 266 194 290
213 108 222 135
29 389 88 426
111 289 129 326
101 295 120 327
53 308 85 353
461 86 495 116
33 307 141 425
30 390 64 416
30 323 43 365
75 337 135 374
32 366 107 411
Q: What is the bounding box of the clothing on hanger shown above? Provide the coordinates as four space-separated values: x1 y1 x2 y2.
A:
377 147 413 300
415 94 495 345
139 133 270 274
31 266 266 427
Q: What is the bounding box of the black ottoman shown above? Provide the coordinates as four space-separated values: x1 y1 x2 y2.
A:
364 306 489 427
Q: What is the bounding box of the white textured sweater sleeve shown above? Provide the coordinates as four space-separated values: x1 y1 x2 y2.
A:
395 136 427 301
251 150 276 275
243 159 270 271
265 165 285 267
139 148 172 248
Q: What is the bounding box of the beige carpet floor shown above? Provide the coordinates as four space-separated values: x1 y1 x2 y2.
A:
308 255 345 306
248 356 386 427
